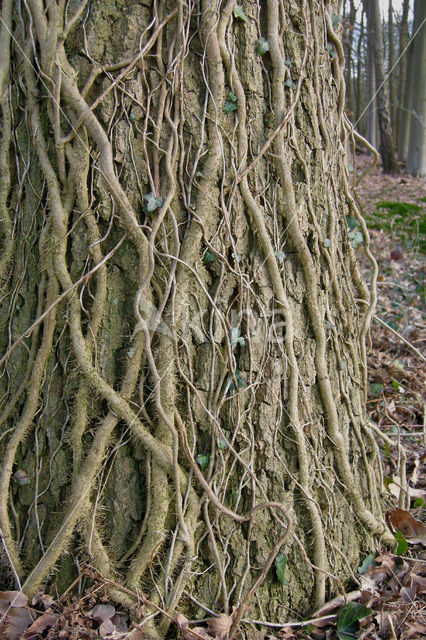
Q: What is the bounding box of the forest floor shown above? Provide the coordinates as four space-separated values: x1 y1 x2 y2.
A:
1 155 425 640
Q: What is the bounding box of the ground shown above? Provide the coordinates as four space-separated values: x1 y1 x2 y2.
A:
0 155 425 639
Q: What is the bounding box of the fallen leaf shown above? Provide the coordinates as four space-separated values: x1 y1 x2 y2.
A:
386 509 426 544
99 617 115 637
206 611 236 639
88 604 115 622
21 612 58 638
0 591 28 609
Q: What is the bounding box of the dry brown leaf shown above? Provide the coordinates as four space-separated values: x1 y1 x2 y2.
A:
400 621 426 639
88 604 115 622
128 629 144 639
99 617 115 637
206 610 237 639
386 508 426 544
0 591 28 609
0 607 34 640
21 612 58 638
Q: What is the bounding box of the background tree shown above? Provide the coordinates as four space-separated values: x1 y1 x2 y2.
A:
406 0 426 176
362 0 399 172
0 1 393 637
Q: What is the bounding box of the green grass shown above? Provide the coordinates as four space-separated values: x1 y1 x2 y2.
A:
365 200 426 254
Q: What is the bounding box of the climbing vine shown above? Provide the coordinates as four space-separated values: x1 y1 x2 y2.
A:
0 1 394 637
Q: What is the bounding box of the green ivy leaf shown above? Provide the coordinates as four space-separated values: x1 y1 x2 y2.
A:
323 238 331 248
230 327 246 351
275 552 289 586
224 91 238 113
196 453 211 470
256 38 269 56
332 13 341 26
370 382 384 395
284 58 293 67
218 437 228 450
326 43 336 59
144 192 163 212
337 602 370 640
284 78 296 90
349 229 364 248
395 530 408 555
414 497 424 508
233 5 248 22
229 369 247 390
203 250 217 264
346 216 360 231
358 553 376 574
275 250 286 263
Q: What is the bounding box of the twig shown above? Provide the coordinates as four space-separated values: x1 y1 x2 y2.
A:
373 315 426 363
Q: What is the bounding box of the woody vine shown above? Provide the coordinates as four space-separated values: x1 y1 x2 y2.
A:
0 1 397 637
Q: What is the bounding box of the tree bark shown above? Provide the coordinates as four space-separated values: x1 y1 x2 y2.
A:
388 0 396 140
363 0 399 172
397 0 411 159
0 0 392 634
406 0 426 176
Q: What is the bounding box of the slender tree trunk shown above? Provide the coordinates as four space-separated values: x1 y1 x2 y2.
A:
363 0 399 172
344 0 357 118
397 0 411 160
0 0 392 635
356 9 366 133
388 0 397 140
406 0 426 175
364 2 378 149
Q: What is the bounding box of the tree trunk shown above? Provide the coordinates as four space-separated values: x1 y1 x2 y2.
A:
365 4 378 149
356 8 366 134
388 0 396 141
0 0 392 635
344 0 357 119
406 0 426 176
397 0 411 160
363 0 399 172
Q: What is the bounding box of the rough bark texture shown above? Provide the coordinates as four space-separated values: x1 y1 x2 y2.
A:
406 0 426 176
0 0 393 636
363 0 399 172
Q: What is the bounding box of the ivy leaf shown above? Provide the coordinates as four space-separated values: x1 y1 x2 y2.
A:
284 78 296 90
370 382 384 395
203 250 216 264
256 38 269 56
337 602 370 640
358 553 376 574
233 5 248 23
323 238 331 248
332 13 341 26
275 553 289 586
346 216 360 231
349 229 364 248
218 437 228 450
414 497 425 508
229 369 246 390
144 192 163 212
326 43 336 59
196 453 210 470
275 250 286 263
395 530 408 555
284 58 293 67
230 327 246 350
224 91 238 113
